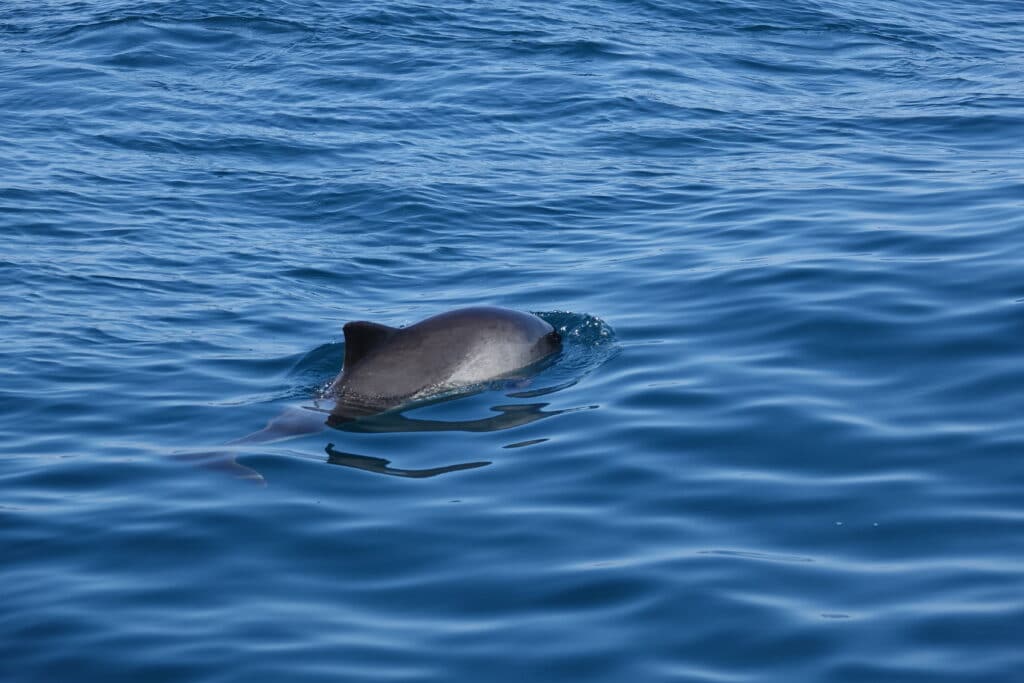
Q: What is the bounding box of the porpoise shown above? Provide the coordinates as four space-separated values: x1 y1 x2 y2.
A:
328 306 561 421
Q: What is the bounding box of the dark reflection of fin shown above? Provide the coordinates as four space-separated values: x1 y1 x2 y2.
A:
329 402 595 434
324 443 489 478
170 450 267 486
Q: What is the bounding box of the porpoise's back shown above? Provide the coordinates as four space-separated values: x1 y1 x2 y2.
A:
330 307 561 417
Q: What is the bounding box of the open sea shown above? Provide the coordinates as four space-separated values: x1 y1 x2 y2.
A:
2 1 1024 681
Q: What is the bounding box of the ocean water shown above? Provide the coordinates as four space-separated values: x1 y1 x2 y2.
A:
2 0 1024 680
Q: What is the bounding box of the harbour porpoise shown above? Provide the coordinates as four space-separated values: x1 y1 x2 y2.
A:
179 306 565 482
328 306 562 421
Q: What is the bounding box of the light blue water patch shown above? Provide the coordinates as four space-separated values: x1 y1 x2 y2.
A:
2 0 1024 681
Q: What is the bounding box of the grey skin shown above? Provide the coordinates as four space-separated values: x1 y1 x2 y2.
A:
329 306 562 421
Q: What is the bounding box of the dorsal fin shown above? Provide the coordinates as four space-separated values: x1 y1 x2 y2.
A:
343 321 397 369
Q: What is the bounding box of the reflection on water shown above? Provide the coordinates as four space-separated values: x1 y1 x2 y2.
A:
185 400 596 483
329 401 592 433
324 443 490 478
322 401 596 477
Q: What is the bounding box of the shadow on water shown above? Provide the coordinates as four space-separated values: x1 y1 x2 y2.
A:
177 311 616 483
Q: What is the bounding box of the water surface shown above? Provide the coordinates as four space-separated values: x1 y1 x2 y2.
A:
2 1 1024 681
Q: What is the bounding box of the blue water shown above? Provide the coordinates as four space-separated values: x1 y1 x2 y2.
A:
3 0 1024 680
